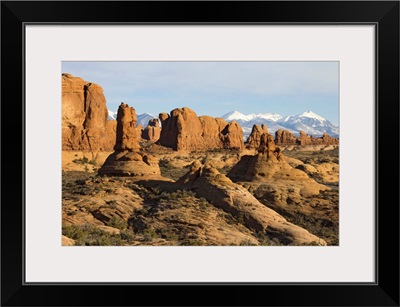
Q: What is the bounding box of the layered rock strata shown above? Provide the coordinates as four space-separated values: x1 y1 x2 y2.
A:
158 107 245 151
62 73 115 151
176 161 326 246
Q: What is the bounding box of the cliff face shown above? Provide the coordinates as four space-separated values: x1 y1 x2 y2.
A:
158 107 245 151
62 73 115 151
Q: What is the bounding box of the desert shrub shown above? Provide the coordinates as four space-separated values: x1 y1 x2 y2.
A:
288 211 338 246
198 201 208 211
62 224 124 246
72 157 96 166
142 228 158 242
236 212 246 224
159 228 179 241
72 157 89 164
120 229 135 241
107 216 127 230
181 239 205 246
239 239 257 246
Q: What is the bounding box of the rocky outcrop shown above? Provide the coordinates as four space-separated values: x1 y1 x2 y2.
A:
114 103 140 151
176 161 326 246
199 116 228 149
297 130 311 146
297 131 339 146
141 119 161 142
275 129 339 146
321 132 339 145
228 135 327 197
98 151 160 176
98 103 161 177
246 124 269 148
62 73 115 151
158 107 244 151
221 121 245 150
158 108 204 151
275 129 297 145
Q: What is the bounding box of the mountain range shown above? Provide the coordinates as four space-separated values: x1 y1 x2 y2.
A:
221 110 339 138
108 109 339 138
108 111 160 127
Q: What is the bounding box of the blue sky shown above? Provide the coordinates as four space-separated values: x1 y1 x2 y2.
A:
62 61 339 125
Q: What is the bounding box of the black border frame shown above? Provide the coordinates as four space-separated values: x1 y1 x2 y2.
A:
1 1 399 306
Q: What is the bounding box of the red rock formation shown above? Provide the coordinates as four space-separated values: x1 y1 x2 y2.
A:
98 102 160 177
158 107 244 151
141 119 161 142
277 129 339 146
275 129 297 145
297 131 311 146
247 124 269 148
199 116 228 149
104 120 117 150
221 121 245 150
321 132 339 145
114 103 140 151
176 161 326 246
62 73 115 151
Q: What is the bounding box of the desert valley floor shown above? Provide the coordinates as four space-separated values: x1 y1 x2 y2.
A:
62 145 339 247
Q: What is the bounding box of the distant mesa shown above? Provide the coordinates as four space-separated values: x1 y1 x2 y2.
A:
98 102 161 177
158 107 245 151
62 73 115 151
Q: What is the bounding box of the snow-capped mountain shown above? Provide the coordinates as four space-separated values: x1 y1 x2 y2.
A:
277 110 339 137
108 110 117 120
108 110 159 127
137 113 158 127
222 110 338 139
222 111 283 122
221 111 294 138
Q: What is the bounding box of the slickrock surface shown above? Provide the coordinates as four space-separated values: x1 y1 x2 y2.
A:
176 161 326 246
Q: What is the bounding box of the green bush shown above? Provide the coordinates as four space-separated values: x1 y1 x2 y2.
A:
143 228 158 242
62 224 124 246
107 216 127 230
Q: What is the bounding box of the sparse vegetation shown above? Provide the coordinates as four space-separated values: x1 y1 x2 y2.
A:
62 146 338 246
72 156 96 165
62 224 125 246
